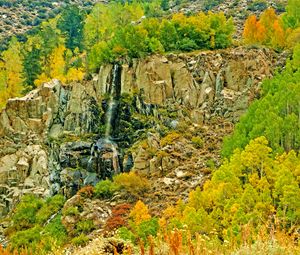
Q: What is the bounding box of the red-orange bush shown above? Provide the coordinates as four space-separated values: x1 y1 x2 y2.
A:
105 203 132 232
77 185 94 198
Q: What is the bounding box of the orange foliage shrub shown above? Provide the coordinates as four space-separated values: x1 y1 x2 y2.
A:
0 246 30 255
166 230 182 255
77 185 94 198
243 15 267 44
105 203 131 232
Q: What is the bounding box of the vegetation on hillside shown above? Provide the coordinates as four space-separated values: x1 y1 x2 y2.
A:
110 136 300 254
1 0 300 254
3 195 66 254
243 0 300 49
0 1 235 109
86 5 234 71
222 43 300 157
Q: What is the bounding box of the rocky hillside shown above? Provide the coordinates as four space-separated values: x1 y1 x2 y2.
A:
174 0 287 38
0 0 98 49
0 47 285 219
0 0 287 49
0 0 299 253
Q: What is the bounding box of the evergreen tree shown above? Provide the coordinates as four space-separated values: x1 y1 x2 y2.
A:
57 6 85 51
22 46 42 91
160 0 169 11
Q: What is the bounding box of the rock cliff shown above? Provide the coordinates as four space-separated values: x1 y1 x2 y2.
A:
0 47 285 216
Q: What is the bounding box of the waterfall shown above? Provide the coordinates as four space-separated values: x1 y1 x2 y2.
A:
105 64 119 140
88 63 122 179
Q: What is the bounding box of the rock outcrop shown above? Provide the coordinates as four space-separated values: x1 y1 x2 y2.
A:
98 48 281 123
0 47 285 216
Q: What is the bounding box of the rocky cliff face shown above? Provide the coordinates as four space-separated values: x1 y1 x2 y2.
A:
100 47 282 122
0 47 284 216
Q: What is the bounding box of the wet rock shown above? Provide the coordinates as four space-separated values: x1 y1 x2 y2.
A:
84 173 99 186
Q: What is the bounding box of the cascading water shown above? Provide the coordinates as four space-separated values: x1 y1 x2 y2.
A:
105 64 119 139
88 64 122 179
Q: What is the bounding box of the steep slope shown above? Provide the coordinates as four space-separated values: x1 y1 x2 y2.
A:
0 0 97 46
0 47 284 218
0 0 287 49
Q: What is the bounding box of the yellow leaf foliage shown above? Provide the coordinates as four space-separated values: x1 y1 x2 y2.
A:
66 67 85 82
129 200 151 226
243 8 287 49
34 73 51 87
0 38 23 108
49 45 67 83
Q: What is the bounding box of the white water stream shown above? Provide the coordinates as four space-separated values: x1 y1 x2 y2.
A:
105 64 118 139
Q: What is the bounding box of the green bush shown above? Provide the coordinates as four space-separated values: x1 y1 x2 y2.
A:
75 219 95 234
12 195 44 231
191 136 204 149
36 195 65 224
178 38 198 51
203 0 225 11
64 206 80 217
206 159 216 169
8 195 67 253
10 226 42 252
94 179 120 199
44 214 68 246
71 234 89 247
136 218 159 243
118 217 159 245
117 227 136 243
248 0 268 11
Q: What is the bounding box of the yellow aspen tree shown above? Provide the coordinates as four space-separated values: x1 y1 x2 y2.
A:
35 45 67 86
0 64 8 109
66 67 85 82
243 15 259 44
34 73 50 87
1 37 24 100
272 20 286 49
49 45 67 83
129 200 151 226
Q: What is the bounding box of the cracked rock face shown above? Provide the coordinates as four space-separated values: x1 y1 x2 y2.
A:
98 48 280 123
0 48 285 216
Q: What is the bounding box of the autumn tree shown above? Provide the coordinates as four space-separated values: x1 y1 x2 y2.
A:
243 15 267 45
85 2 235 70
243 8 287 49
35 45 84 86
0 37 23 108
222 44 300 157
163 137 300 241
129 200 151 226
